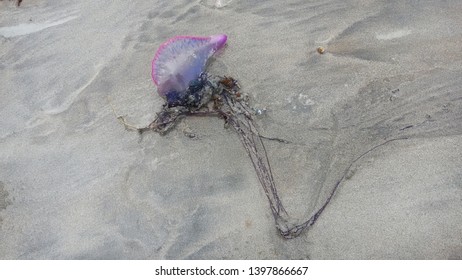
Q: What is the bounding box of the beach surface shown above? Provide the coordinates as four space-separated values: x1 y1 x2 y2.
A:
1 0 461 259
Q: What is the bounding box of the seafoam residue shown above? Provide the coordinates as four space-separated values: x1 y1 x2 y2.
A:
0 15 79 38
200 0 233 9
285 93 316 111
376 29 412 40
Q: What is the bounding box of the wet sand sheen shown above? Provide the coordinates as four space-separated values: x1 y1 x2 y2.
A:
0 0 461 259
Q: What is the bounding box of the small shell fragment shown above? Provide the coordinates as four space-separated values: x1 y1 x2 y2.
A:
317 46 325 54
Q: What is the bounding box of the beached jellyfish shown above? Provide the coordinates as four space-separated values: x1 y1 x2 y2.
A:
119 34 407 239
145 34 326 238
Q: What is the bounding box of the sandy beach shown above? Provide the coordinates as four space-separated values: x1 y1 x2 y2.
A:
0 0 461 259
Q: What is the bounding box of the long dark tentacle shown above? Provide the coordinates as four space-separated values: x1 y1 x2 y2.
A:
138 75 407 239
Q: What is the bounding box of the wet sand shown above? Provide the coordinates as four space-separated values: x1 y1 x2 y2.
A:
0 0 461 259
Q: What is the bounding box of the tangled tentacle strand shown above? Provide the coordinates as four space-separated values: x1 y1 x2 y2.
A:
133 74 406 238
143 74 320 238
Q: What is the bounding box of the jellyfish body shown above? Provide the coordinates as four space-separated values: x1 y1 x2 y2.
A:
151 34 227 97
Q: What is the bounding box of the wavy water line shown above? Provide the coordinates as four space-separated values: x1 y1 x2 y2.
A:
0 14 79 38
